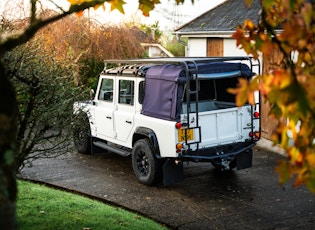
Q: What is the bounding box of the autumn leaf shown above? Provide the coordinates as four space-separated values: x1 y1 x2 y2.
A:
245 0 253 6
275 160 291 185
294 171 305 188
227 78 256 106
68 0 104 5
76 10 84 17
305 169 315 193
139 0 160 16
109 0 126 13
261 0 277 10
244 19 255 31
306 154 315 168
231 27 245 48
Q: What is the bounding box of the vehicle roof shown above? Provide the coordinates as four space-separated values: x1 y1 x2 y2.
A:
101 57 254 78
104 56 253 65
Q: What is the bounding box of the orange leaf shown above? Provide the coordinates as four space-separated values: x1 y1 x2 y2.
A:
245 0 253 6
244 19 255 31
228 78 248 106
139 0 160 16
305 169 315 193
76 10 84 17
306 154 315 168
275 160 291 185
109 0 126 13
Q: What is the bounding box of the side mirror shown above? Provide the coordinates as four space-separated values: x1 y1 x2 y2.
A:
90 89 95 99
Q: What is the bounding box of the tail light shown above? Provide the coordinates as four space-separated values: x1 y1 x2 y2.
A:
175 122 182 129
253 111 260 118
249 131 260 140
176 143 183 153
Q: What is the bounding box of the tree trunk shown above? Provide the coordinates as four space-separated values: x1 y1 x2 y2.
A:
0 61 18 229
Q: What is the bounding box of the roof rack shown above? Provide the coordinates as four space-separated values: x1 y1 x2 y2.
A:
103 56 254 66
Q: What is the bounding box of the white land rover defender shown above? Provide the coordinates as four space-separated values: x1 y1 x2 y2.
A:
73 57 261 186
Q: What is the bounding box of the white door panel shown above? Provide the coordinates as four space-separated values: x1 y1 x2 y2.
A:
94 101 115 138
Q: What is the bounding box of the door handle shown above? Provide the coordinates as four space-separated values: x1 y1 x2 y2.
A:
106 116 112 119
125 120 132 124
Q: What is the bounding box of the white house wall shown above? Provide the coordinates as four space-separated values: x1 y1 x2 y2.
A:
184 36 263 75
185 37 247 57
185 37 262 70
186 38 207 57
223 39 248 56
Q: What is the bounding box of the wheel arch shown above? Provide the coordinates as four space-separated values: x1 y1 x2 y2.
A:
133 127 160 158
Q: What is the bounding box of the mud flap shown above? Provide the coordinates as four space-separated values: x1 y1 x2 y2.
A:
236 149 253 170
163 159 184 186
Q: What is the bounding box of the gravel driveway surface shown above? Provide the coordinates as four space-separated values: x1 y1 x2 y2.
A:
19 146 315 229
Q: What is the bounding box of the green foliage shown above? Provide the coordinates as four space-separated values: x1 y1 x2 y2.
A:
165 36 186 57
2 37 89 171
79 59 104 90
232 0 315 192
0 0 192 228
17 180 167 229
140 21 163 43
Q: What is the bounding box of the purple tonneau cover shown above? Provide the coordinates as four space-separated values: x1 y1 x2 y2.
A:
142 64 185 121
141 62 253 121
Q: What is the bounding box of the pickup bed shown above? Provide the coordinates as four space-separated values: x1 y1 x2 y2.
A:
73 57 261 186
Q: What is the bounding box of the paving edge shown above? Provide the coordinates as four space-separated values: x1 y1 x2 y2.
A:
256 138 287 156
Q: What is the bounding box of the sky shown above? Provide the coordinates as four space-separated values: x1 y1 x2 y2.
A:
0 0 226 30
93 0 227 29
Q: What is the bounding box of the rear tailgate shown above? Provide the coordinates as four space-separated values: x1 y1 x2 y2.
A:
184 105 254 150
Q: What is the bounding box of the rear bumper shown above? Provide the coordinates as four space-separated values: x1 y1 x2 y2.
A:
179 142 256 162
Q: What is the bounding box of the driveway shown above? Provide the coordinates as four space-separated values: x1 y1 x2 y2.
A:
19 144 315 229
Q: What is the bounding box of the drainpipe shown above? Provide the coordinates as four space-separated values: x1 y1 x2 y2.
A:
176 34 187 46
176 34 188 56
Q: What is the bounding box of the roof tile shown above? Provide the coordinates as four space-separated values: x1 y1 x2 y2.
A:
175 0 261 33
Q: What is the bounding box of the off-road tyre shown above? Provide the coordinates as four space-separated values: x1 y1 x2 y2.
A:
73 113 92 154
132 139 163 185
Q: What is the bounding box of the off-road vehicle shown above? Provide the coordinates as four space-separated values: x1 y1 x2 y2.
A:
73 57 261 186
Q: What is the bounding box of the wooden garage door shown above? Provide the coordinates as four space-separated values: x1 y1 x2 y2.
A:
207 38 223 56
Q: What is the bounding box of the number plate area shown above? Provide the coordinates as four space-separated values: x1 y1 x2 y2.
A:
178 128 194 142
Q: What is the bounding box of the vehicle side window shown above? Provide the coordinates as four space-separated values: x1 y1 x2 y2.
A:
119 80 134 105
138 81 145 104
98 78 113 102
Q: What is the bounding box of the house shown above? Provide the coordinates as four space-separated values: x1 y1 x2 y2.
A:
174 0 282 139
174 0 261 57
141 43 174 57
130 27 174 57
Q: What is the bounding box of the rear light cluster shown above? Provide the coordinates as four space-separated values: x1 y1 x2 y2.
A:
250 110 260 140
249 131 260 140
176 122 184 153
175 122 182 129
176 143 183 153
253 111 260 118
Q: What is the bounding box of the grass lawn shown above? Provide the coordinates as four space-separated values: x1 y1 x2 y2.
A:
17 180 168 230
